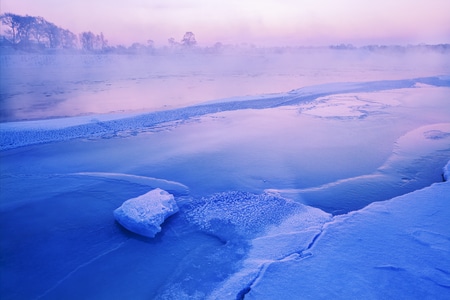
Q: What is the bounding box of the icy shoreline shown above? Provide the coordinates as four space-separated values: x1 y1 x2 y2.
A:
1 76 449 150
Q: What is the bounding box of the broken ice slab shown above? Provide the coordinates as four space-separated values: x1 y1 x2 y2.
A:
114 188 179 238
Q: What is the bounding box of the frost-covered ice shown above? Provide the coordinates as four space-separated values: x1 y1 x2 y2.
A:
114 189 179 238
203 193 332 300
186 192 298 240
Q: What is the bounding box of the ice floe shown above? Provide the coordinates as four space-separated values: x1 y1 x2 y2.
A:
114 188 179 238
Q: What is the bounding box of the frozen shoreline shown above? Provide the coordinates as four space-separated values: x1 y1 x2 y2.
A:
1 75 449 150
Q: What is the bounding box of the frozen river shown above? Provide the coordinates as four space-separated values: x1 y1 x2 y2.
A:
1 50 450 299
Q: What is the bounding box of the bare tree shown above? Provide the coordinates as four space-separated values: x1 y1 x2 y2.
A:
1 13 78 50
80 31 96 51
1 13 21 45
0 13 35 46
31 16 49 46
60 29 77 49
97 32 108 51
79 31 108 52
168 37 178 47
181 32 196 47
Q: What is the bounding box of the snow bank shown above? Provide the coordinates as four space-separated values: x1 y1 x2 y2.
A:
244 176 450 299
2 76 448 151
114 188 178 238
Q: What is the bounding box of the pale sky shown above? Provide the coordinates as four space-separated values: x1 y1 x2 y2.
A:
1 0 449 46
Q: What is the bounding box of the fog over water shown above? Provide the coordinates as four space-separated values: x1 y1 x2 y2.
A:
1 48 449 122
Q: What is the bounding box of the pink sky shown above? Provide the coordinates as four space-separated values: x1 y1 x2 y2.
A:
1 0 449 46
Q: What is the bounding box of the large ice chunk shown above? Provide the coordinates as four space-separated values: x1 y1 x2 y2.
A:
114 188 178 238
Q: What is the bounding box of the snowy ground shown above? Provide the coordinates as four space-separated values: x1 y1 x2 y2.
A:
1 51 450 299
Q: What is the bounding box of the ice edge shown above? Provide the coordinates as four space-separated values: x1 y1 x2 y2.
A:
2 76 448 150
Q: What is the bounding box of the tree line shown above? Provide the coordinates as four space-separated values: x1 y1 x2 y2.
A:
1 13 80 50
1 12 449 55
0 13 198 53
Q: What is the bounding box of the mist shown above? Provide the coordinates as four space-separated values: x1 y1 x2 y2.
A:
1 46 449 122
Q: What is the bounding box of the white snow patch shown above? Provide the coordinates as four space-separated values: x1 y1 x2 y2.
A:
114 188 179 238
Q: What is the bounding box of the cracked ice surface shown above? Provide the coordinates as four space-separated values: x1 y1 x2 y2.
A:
245 180 450 299
206 201 332 300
